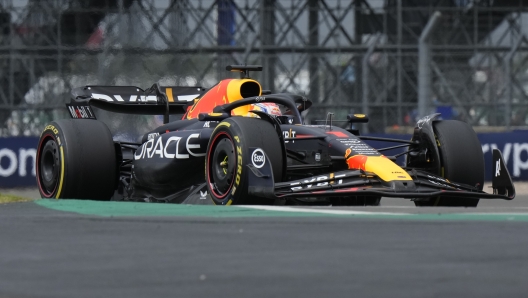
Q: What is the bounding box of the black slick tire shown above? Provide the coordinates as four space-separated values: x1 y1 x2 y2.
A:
36 119 117 200
414 120 484 207
206 117 283 205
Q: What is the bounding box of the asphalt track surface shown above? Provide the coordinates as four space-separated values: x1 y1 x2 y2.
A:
2 194 528 297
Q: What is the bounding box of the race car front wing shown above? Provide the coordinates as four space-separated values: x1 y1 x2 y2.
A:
247 149 515 201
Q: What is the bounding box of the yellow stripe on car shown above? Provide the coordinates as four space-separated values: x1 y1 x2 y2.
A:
166 88 174 102
363 156 412 182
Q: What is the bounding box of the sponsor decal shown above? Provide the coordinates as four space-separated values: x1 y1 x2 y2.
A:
340 139 380 156
315 152 321 162
90 91 199 103
345 148 352 159
353 114 366 118
427 179 455 189
92 93 158 102
66 104 96 119
425 174 460 188
147 132 159 140
282 129 297 143
200 190 208 199
44 125 59 136
290 174 344 191
177 94 200 101
134 133 205 160
337 138 362 146
251 148 266 168
231 135 242 196
255 96 265 102
202 121 218 128
495 159 501 177
349 144 376 150
416 114 435 129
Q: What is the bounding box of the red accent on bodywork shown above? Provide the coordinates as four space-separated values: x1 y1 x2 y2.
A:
346 155 368 170
335 188 359 193
326 131 348 137
183 79 233 120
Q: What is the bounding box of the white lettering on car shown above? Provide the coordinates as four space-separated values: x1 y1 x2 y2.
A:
282 129 297 143
92 93 114 102
289 175 342 191
151 138 164 158
147 133 159 140
163 137 179 158
186 134 205 157
91 94 157 102
135 135 205 160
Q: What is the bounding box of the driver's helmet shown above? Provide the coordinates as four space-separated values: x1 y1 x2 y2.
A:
245 102 282 118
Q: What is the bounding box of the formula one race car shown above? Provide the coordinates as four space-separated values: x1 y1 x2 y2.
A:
36 65 515 207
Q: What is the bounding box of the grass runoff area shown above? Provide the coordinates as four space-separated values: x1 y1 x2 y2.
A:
0 193 34 204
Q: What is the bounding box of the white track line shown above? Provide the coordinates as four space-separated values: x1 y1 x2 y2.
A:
239 205 410 216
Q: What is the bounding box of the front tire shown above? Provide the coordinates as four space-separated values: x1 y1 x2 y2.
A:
414 120 484 207
36 119 117 200
206 117 284 205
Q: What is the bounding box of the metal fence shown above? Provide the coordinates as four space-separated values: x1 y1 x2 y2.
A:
1 0 528 136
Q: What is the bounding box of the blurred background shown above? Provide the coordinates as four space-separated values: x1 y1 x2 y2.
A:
1 0 528 135
3 0 528 187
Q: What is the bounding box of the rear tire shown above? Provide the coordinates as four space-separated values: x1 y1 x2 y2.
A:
414 120 484 207
36 119 117 200
206 117 283 205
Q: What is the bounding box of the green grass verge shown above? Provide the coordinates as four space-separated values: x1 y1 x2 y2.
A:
0 193 34 204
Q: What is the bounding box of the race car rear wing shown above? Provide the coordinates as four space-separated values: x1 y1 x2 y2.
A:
67 84 206 123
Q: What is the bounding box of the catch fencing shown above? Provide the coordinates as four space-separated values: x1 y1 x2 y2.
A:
0 0 528 135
